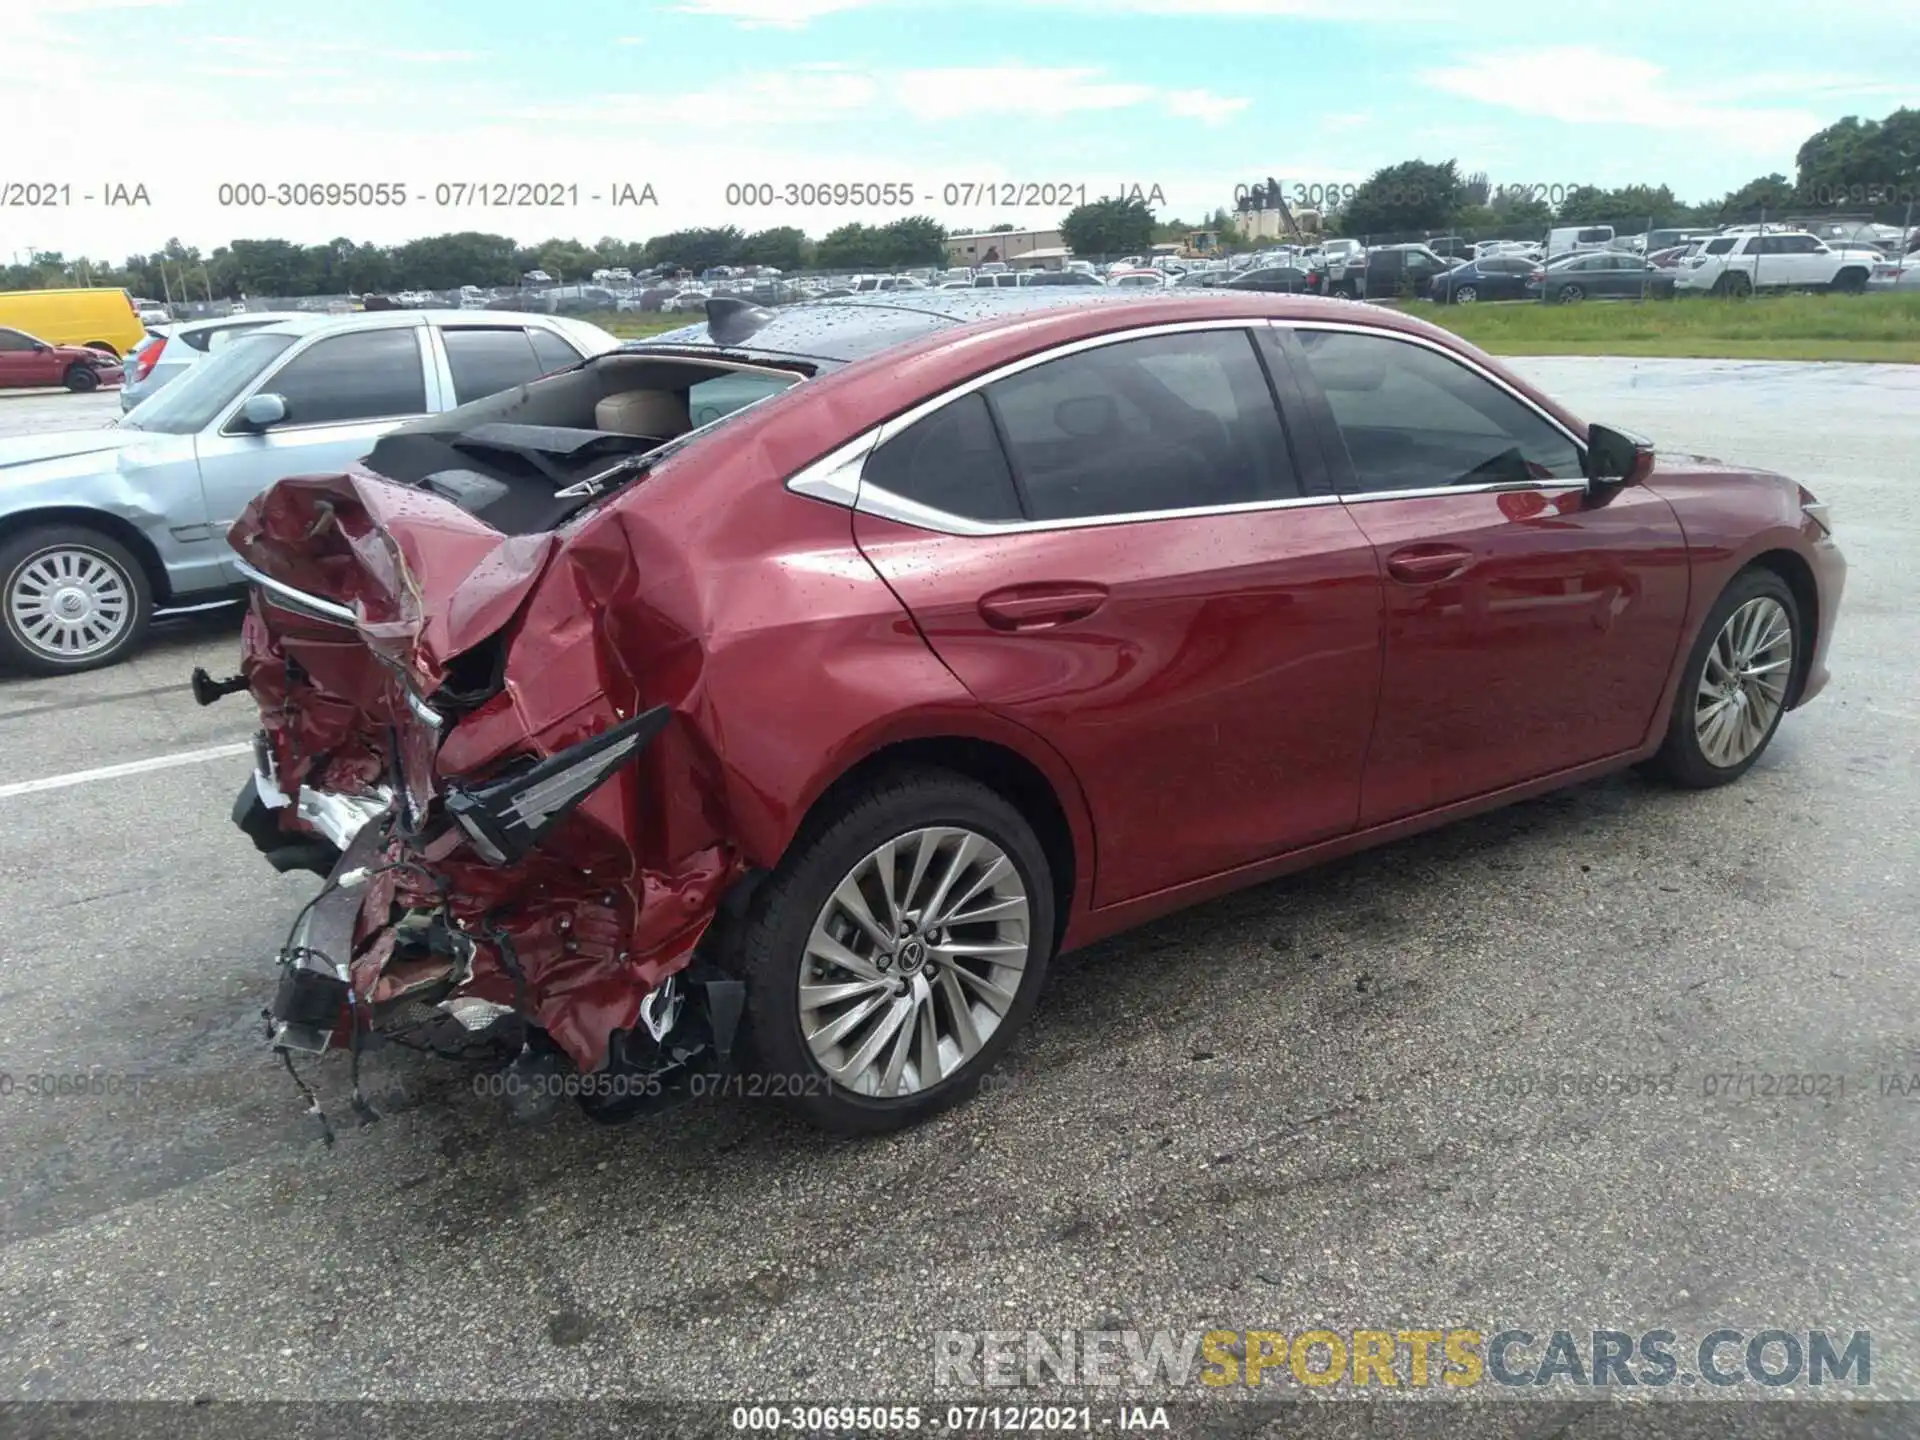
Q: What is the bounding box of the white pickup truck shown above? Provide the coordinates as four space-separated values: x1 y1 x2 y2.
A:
1675 230 1879 296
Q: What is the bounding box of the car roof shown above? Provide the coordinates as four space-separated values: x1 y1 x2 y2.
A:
621 288 1492 371
177 310 310 333
245 309 568 340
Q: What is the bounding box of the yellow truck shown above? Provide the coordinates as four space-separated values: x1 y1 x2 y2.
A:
0 287 146 358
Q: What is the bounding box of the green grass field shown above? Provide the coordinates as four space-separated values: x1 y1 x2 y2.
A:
589 289 1920 363
1407 291 1920 362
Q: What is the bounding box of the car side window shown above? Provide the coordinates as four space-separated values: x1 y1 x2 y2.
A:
0 329 33 352
863 391 1024 522
1294 330 1584 494
260 328 427 425
443 327 546 404
985 330 1298 521
528 327 582 373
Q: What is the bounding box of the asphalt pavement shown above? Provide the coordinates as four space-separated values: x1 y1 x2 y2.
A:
0 362 1916 1421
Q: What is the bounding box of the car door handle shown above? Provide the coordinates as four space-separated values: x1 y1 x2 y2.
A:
977 582 1109 631
1385 545 1474 584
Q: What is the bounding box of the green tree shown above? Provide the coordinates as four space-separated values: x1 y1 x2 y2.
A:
1797 107 1920 218
641 226 745 273
738 226 810 270
813 222 889 270
1059 197 1156 258
880 215 947 266
1340 159 1462 236
1710 173 1798 223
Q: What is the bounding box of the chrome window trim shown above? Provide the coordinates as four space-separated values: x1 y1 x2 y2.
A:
782 314 1593 536
233 559 358 626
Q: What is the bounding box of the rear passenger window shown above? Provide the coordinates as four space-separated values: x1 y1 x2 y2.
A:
985 330 1296 521
864 391 1023 522
529 327 582 373
443 328 545 403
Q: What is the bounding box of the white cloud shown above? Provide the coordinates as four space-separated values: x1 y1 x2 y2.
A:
889 67 1155 121
1422 48 1826 154
670 0 878 25
1163 88 1251 124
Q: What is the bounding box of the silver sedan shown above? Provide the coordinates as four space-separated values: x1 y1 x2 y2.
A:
0 309 619 674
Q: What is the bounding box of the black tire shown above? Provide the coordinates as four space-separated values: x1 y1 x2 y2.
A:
0 524 154 675
728 766 1056 1135
1645 568 1801 789
64 364 100 393
1718 271 1753 298
1556 284 1584 304
1455 284 1478 305
1829 268 1869 295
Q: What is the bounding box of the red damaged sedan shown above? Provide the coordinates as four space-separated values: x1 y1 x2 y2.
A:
213 289 1844 1135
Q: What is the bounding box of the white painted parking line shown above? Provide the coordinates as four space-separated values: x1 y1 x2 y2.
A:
0 741 252 800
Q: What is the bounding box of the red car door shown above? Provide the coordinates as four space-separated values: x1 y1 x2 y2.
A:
0 329 51 386
1283 325 1691 825
851 325 1383 907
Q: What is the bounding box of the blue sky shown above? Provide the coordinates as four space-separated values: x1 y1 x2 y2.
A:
9 0 1916 259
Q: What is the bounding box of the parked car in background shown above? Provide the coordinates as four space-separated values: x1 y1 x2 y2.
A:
1529 251 1669 304
1227 264 1321 294
0 327 127 392
225 287 1844 1136
1107 270 1173 289
1330 244 1455 300
1547 225 1616 256
972 273 1023 289
1866 253 1920 292
1429 255 1540 304
1425 235 1472 260
0 310 618 674
0 287 145 358
1675 231 1876 296
119 312 308 411
1024 270 1105 286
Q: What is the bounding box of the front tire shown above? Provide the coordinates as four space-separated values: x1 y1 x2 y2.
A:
1829 268 1868 294
0 525 153 674
1556 283 1585 304
1646 568 1800 789
730 767 1055 1134
64 364 100 393
1455 284 1478 304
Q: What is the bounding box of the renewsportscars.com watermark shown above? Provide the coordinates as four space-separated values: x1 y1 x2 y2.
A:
934 1328 1871 1391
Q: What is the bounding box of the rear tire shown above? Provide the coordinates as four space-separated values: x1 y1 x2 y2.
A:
64 365 100 393
728 766 1055 1134
0 524 153 674
1718 271 1753 298
1645 568 1800 789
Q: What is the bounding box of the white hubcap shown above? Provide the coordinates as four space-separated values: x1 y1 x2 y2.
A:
7 547 133 660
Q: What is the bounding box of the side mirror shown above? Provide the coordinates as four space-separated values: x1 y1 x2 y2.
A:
31 341 50 353
240 393 288 429
1584 422 1654 496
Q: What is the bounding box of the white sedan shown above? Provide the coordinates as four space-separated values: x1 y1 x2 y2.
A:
0 310 618 674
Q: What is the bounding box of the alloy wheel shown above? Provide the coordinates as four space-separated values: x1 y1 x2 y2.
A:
798 825 1032 1099
1456 285 1477 304
1694 596 1793 768
5 545 134 662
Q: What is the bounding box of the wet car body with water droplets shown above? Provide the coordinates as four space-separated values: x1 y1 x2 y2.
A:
221 288 1845 1135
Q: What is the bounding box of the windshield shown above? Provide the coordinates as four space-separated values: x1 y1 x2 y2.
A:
120 331 296 434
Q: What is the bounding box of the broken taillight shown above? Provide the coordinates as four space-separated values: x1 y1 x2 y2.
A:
443 705 673 865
